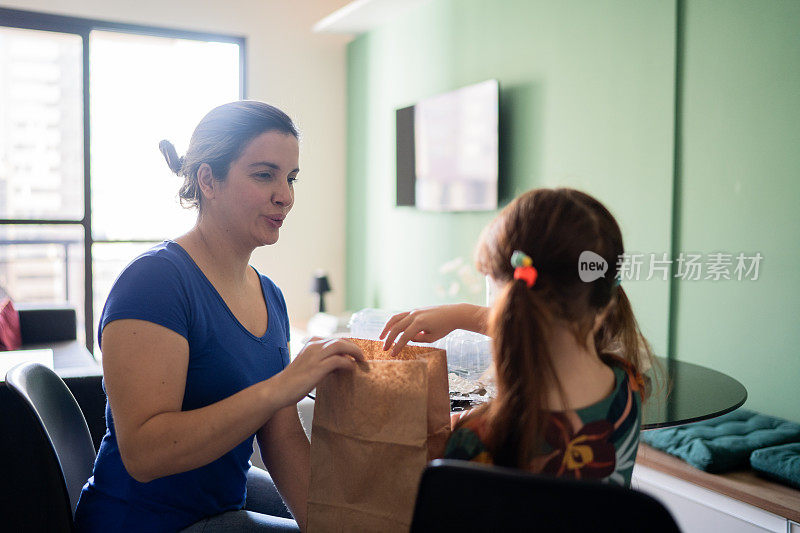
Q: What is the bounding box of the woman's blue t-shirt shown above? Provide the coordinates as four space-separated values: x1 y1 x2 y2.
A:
74 241 291 532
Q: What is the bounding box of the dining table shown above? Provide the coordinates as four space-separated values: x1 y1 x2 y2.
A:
641 356 747 430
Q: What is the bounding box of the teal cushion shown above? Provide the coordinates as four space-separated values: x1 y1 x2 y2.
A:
641 409 800 473
750 443 800 489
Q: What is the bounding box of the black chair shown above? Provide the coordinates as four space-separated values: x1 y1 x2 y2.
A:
13 304 107 450
4 362 97 532
410 459 681 533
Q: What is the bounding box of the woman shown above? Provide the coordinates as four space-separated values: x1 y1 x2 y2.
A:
74 101 363 532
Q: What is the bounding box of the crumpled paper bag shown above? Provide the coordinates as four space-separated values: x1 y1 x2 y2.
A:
307 338 450 532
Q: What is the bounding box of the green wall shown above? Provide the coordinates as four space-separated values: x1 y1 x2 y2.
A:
673 0 800 423
346 0 800 422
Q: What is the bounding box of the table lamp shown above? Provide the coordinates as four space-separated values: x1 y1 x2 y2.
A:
310 271 331 313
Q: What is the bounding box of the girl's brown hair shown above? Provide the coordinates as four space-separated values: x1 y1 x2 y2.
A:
469 187 654 468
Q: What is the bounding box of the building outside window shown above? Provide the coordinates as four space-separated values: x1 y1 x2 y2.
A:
0 9 244 354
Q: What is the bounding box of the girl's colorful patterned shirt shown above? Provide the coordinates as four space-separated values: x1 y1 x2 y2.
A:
445 356 644 487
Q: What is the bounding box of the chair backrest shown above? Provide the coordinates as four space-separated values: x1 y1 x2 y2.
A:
410 459 681 533
4 362 96 526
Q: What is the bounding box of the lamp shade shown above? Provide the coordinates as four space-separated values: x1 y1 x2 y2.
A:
310 273 331 294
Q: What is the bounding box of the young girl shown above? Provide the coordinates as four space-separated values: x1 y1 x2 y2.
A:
380 187 653 487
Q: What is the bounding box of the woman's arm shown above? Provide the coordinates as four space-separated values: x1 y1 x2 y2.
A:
257 406 310 529
102 319 362 483
380 303 490 356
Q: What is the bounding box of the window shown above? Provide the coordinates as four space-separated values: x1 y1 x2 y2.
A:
0 8 245 353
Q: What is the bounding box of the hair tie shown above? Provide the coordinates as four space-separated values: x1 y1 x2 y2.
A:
511 250 538 288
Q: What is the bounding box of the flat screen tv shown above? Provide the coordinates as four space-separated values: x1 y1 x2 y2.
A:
396 79 499 211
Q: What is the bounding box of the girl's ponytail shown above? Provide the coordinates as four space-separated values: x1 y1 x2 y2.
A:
595 285 658 399
484 280 563 468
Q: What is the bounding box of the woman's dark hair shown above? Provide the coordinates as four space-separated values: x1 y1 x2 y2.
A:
158 100 299 209
463 187 656 468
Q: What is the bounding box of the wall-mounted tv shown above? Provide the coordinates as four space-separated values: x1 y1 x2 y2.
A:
396 79 499 212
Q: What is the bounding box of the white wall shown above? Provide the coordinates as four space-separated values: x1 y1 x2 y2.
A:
0 0 351 326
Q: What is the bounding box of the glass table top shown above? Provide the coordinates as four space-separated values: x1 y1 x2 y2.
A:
642 357 747 430
448 356 748 430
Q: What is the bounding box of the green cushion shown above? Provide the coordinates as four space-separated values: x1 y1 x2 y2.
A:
641 409 800 473
750 443 800 489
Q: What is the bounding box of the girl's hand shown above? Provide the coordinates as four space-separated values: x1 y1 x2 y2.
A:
380 304 489 356
273 337 365 407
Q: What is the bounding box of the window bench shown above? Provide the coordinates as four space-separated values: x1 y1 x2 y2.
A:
633 443 800 532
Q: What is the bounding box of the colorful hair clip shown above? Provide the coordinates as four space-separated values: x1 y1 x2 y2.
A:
510 250 533 268
511 250 538 288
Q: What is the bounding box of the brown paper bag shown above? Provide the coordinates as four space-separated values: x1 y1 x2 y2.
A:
307 338 450 533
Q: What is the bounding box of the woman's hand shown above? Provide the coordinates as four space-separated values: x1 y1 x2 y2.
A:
101 323 363 484
273 337 365 407
380 303 490 356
